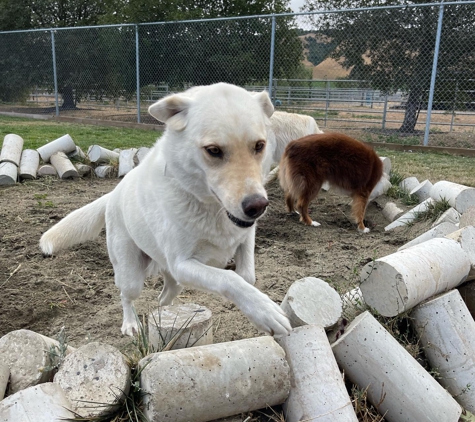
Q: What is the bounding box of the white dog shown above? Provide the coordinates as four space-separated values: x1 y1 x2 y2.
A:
264 111 323 184
40 83 292 337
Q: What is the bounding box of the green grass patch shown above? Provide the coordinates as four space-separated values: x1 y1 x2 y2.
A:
414 198 452 223
0 115 160 150
385 170 420 206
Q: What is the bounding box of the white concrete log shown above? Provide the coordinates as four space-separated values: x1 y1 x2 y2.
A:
384 198 434 231
0 383 75 421
19 149 40 180
380 156 391 175
50 151 79 179
54 342 130 418
87 145 120 164
411 290 475 413
75 163 93 177
0 161 17 185
118 148 138 177
68 145 86 160
148 303 213 351
276 324 357 422
360 238 471 317
341 287 366 320
398 221 458 251
331 311 462 422
369 175 392 200
446 226 475 280
0 133 24 165
460 206 475 228
136 146 151 164
410 179 433 202
37 134 76 163
264 165 280 184
0 329 75 394
94 165 116 178
382 202 405 222
0 362 9 400
399 176 419 193
281 277 342 329
139 336 290 422
431 206 460 227
37 164 57 177
430 181 475 214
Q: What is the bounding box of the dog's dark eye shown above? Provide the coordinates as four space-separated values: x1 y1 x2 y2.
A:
255 141 266 153
205 146 223 158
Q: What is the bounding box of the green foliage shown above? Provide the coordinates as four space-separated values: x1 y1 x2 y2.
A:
386 170 420 206
304 33 337 66
414 198 451 223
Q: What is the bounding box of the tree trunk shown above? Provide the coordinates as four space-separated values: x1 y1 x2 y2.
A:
399 84 423 133
61 85 76 109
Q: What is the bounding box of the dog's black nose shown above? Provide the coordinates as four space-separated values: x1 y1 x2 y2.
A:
242 194 269 219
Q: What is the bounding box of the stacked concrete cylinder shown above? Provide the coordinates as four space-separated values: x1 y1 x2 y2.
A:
0 134 23 184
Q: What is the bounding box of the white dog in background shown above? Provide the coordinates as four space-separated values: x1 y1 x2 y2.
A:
264 110 324 184
40 83 292 337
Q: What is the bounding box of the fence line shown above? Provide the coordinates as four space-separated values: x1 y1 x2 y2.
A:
1 1 475 145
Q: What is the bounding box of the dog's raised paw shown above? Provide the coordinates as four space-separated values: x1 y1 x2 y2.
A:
121 321 139 337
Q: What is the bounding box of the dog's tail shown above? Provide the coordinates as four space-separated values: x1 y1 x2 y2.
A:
40 193 110 255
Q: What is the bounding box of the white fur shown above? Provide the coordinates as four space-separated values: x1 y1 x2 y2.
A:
263 111 323 184
40 83 291 337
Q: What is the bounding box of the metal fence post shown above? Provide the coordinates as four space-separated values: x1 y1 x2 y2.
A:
50 30 60 116
423 1 445 146
324 80 330 127
268 16 276 103
135 25 141 124
382 95 388 130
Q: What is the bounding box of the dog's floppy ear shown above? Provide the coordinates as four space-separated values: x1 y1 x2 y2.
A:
252 90 274 118
148 94 193 131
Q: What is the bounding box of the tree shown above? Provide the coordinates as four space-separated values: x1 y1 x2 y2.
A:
302 0 475 132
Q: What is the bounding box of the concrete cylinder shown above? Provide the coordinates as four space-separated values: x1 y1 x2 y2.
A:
88 145 120 164
75 163 92 177
276 324 357 422
384 198 434 231
430 181 475 214
0 329 75 394
281 277 342 329
37 134 76 163
0 134 24 165
0 161 17 185
95 165 116 178
135 146 150 164
399 176 419 193
341 287 366 320
382 202 405 222
360 238 470 317
38 164 57 177
50 151 79 179
331 311 462 422
397 221 458 251
139 336 290 422
379 156 391 175
118 148 138 177
0 362 9 400
460 206 475 228
411 290 475 413
19 149 40 180
369 176 391 200
410 179 433 202
148 303 213 351
446 226 475 280
459 280 475 319
432 207 460 227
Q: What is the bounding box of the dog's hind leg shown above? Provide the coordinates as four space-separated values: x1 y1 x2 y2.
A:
351 192 371 233
297 183 322 227
285 192 296 213
158 270 184 306
108 235 147 336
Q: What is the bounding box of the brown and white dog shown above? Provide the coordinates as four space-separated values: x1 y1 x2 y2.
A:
279 132 383 233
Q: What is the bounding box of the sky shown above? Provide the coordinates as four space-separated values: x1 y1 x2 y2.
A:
289 0 306 12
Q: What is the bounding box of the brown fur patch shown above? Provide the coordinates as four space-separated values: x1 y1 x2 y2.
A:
279 132 383 231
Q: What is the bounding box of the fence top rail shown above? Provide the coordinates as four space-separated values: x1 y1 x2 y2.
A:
1 0 474 35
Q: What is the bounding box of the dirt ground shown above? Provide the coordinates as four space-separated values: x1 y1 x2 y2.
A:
0 175 430 351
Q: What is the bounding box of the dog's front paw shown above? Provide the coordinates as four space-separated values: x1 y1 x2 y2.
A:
242 295 292 336
311 221 321 227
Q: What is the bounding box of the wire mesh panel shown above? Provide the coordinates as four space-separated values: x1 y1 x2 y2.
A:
0 30 54 113
53 26 137 121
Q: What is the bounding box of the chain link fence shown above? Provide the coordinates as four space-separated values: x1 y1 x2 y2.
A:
1 1 474 146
